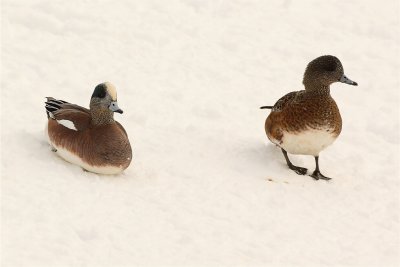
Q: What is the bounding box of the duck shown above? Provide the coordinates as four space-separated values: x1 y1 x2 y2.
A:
260 55 357 180
45 82 132 175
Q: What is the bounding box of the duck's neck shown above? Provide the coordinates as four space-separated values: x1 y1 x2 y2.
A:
90 108 115 126
304 83 331 97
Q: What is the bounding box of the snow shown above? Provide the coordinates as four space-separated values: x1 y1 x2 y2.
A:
1 0 399 266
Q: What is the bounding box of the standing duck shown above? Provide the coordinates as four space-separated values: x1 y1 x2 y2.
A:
261 55 357 180
45 82 132 174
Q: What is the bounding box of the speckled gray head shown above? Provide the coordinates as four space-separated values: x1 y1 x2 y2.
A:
303 55 358 88
90 82 123 114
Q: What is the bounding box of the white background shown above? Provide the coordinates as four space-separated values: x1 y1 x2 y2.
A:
1 0 399 266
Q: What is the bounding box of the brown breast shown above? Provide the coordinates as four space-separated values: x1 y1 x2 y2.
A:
265 92 342 144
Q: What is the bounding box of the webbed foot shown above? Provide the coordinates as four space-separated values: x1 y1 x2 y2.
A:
281 148 308 175
310 170 332 180
290 166 308 175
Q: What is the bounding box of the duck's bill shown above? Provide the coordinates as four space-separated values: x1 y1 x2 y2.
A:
339 74 358 86
109 101 124 114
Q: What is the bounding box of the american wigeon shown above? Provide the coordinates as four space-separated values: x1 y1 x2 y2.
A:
261 55 357 180
45 82 132 174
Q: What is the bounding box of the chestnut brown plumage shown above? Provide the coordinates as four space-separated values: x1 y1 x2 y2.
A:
261 55 357 180
45 82 132 174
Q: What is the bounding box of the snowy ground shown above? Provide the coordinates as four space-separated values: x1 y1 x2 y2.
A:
1 0 399 266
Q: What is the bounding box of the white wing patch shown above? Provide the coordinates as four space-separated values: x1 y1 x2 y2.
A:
57 120 77 131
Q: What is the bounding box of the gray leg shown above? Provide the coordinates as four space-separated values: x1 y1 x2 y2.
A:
281 148 307 175
310 156 331 180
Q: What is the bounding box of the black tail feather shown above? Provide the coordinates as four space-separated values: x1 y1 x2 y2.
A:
260 106 274 109
46 101 61 109
45 98 69 118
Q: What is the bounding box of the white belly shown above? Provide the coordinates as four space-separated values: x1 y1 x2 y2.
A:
54 145 124 175
45 124 124 175
279 128 337 156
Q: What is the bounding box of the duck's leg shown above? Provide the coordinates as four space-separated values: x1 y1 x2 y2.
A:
281 148 307 175
310 156 331 180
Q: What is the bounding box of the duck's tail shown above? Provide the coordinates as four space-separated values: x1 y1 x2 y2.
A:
260 106 274 109
45 97 68 119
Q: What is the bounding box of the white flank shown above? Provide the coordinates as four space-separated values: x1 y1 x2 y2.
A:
57 119 77 131
45 126 123 175
54 145 124 175
279 128 337 156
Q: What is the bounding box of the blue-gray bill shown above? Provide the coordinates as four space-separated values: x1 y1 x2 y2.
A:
339 74 358 86
109 101 123 114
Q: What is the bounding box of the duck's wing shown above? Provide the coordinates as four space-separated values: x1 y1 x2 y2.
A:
271 91 301 112
45 97 91 131
115 121 128 137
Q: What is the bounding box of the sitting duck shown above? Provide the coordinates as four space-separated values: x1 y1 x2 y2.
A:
45 82 132 174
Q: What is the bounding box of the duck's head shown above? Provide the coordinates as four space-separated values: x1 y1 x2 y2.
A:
303 55 357 88
90 82 123 114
